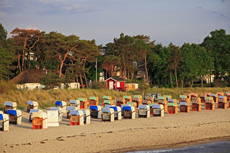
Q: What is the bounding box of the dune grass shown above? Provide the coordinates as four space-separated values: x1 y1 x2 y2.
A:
0 89 133 109
0 87 230 110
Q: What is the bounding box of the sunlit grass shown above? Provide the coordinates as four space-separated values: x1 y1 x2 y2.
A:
0 87 229 108
0 89 132 107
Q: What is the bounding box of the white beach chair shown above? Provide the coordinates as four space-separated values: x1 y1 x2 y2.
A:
28 109 43 122
47 110 59 127
67 106 78 119
69 110 84 125
138 105 150 118
6 109 22 125
32 112 48 129
4 101 17 113
27 100 39 113
89 105 102 119
152 104 164 117
81 109 90 124
55 101 67 113
50 107 63 121
121 104 131 116
109 106 121 120
69 100 80 109
122 106 135 119
104 105 114 108
101 108 114 122
0 111 9 131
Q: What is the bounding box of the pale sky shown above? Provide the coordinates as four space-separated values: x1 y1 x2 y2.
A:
0 0 229 46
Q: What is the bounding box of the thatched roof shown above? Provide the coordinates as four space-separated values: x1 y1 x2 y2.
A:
11 69 60 84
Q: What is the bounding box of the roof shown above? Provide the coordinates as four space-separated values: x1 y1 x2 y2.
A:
11 69 61 84
105 77 126 82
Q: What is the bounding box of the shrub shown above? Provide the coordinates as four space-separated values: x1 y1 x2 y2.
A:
164 85 169 88
0 81 17 93
214 79 229 87
39 71 61 90
90 81 106 89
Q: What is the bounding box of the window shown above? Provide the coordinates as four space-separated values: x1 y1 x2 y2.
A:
117 82 120 88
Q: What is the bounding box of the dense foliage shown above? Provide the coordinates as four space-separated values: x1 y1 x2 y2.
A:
0 22 229 88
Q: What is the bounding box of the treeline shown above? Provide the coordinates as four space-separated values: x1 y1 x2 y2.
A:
0 24 101 89
0 23 229 88
104 30 230 88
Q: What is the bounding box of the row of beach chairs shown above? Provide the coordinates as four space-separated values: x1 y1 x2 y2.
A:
1 92 229 131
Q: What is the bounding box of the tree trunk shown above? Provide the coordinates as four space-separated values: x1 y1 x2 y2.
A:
123 53 126 78
158 78 160 88
124 69 126 79
144 52 149 86
174 66 178 88
80 74 84 89
127 70 129 79
51 62 53 72
40 58 43 69
162 76 166 87
84 72 88 88
59 61 63 77
18 55 21 73
105 67 107 80
111 65 114 77
45 59 47 71
22 50 25 71
169 72 173 88
28 52 31 69
131 73 134 81
181 79 183 88
201 75 203 88
190 80 193 88
210 74 212 87
22 36 28 71
76 76 79 89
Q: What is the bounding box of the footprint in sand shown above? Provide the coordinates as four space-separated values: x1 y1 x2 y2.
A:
56 137 65 141
22 143 31 146
67 135 76 138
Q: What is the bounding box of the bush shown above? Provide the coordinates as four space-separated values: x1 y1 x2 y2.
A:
39 71 61 90
0 81 17 93
214 79 229 87
90 81 106 89
164 85 169 88
138 83 149 92
192 83 213 88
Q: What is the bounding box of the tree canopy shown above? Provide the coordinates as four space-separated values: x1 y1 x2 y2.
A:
201 29 230 82
0 23 229 88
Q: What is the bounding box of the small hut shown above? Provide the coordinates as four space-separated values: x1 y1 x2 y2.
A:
105 77 126 91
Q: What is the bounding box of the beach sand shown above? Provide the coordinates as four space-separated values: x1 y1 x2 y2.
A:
1 103 230 153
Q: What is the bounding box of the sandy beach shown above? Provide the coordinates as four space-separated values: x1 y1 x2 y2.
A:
1 103 230 153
